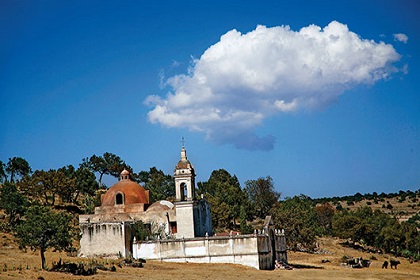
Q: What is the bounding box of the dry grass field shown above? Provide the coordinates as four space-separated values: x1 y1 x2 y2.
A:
0 233 419 280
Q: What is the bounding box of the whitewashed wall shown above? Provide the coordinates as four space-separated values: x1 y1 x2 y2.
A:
133 235 260 269
79 222 127 258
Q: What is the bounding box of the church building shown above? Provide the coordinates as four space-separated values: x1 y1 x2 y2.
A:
78 145 212 258
79 145 287 270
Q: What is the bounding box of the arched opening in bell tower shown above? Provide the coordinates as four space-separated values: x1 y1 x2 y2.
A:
180 183 187 201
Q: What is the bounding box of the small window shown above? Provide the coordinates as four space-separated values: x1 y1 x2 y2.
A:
116 193 124 205
170 222 177 234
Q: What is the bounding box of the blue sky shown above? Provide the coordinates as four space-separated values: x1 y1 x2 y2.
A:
1 0 419 198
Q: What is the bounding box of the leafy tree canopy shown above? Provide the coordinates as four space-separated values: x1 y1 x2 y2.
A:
270 195 318 251
0 160 6 183
197 169 248 231
0 182 29 228
5 157 32 182
19 169 75 206
245 176 280 219
16 205 75 269
135 167 175 202
57 165 99 204
81 152 129 187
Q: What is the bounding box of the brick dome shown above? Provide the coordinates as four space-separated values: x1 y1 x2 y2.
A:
101 170 149 206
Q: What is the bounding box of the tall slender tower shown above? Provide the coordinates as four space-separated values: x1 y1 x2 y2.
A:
174 143 196 238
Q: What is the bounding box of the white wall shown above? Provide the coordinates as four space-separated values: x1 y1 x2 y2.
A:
174 202 195 238
79 223 127 258
133 235 260 269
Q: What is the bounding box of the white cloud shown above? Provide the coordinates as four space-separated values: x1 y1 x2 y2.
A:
393 33 408 44
146 21 402 150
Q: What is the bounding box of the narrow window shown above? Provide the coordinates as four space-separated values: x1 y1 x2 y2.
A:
170 222 177 234
116 193 124 205
183 185 188 200
180 183 187 201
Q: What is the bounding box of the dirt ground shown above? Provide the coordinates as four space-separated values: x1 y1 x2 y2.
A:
0 234 419 280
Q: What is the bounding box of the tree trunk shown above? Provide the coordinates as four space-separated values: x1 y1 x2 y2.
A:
99 172 104 188
40 248 46 270
10 171 14 182
44 193 49 206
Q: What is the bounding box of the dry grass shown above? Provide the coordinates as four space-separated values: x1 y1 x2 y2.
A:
0 233 419 280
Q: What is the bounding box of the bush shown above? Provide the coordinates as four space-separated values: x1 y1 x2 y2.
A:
402 250 413 259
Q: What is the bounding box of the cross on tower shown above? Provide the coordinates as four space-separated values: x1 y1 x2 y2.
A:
181 137 186 147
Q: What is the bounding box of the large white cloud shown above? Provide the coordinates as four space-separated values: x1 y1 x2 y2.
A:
146 21 402 150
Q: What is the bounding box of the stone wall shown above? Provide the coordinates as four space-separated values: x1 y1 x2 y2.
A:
133 231 287 270
79 222 131 258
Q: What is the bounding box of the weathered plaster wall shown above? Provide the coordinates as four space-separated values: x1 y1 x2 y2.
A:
133 235 262 269
174 202 195 238
79 222 127 258
134 231 287 270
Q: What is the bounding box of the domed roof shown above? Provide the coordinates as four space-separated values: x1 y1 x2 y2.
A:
146 200 174 212
101 170 149 206
175 146 195 171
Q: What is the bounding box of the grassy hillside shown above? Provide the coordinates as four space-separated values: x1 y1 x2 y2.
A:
313 189 420 222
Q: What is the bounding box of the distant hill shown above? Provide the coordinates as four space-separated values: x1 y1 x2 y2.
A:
312 189 420 222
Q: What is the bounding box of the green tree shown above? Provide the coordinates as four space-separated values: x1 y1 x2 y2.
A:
136 167 175 202
207 197 231 231
380 221 402 254
315 203 335 235
132 221 152 241
75 166 100 203
208 170 247 223
6 157 32 182
240 205 253 234
333 207 378 245
270 195 318 251
57 165 99 204
0 160 6 183
57 165 78 203
81 153 128 187
401 222 420 255
0 182 29 227
331 206 417 255
245 176 280 219
197 169 248 231
407 213 420 228
15 205 75 269
332 211 362 239
19 169 75 206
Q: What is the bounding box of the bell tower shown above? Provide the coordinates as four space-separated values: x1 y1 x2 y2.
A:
174 144 196 201
174 141 196 238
